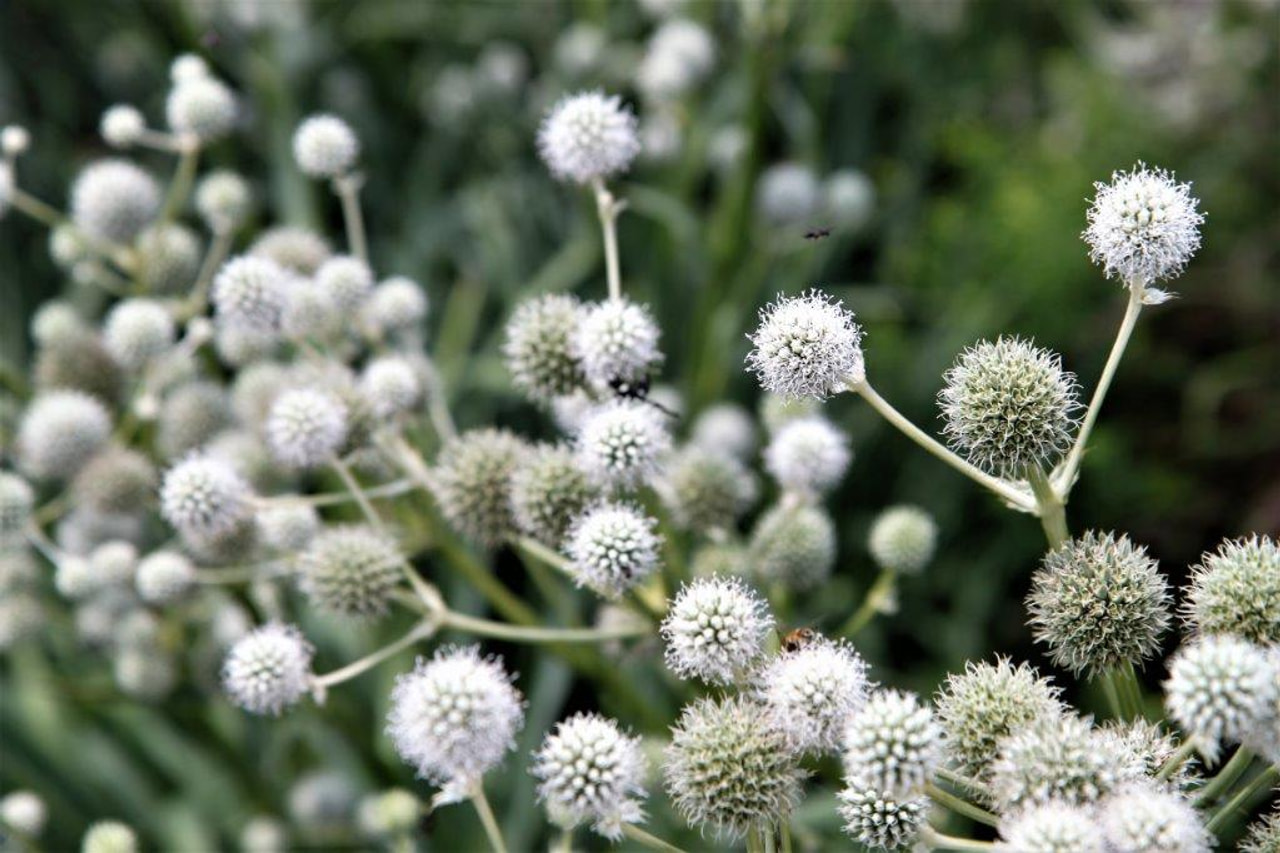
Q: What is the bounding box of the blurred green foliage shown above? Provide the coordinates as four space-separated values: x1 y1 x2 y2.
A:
1 0 1277 850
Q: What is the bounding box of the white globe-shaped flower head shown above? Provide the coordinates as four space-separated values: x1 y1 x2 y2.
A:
868 505 938 575
763 415 851 495
1098 784 1212 853
1 472 35 545
656 447 757 532
837 781 928 851
532 712 647 839
538 91 640 184
195 170 252 233
365 277 428 339
222 622 314 716
636 19 716 99
565 502 662 599
572 298 663 389
160 453 254 539
0 125 29 157
17 390 112 480
170 53 210 83
82 821 138 853
293 114 359 178
825 169 876 231
266 388 349 469
250 225 332 275
1241 807 1280 853
750 502 837 591
1164 634 1278 764
167 75 237 141
756 162 820 225
661 575 774 685
135 550 197 604
990 713 1122 812
1183 534 1279 646
256 502 320 553
576 399 672 489
843 689 943 796
359 356 422 419
297 525 403 618
212 255 287 331
0 790 47 837
357 788 420 839
103 299 175 370
747 290 865 399
757 637 869 756
510 443 600 547
503 293 587 402
1083 163 1204 290
315 255 374 312
431 429 528 547
387 645 525 803
690 403 757 462
70 159 160 243
100 105 145 148
998 801 1105 853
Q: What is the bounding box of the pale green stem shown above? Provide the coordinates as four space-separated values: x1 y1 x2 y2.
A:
1099 669 1127 722
1026 464 1068 549
779 824 793 853
764 829 776 853
591 177 624 301
1156 737 1200 781
920 826 997 851
7 186 133 270
311 619 438 694
24 522 62 565
195 563 288 585
1116 661 1146 719
470 785 508 853
746 829 765 853
1054 285 1143 497
182 227 234 320
838 569 897 637
1205 764 1278 833
620 824 687 853
850 380 1032 510
161 138 200 224
277 478 415 507
441 610 650 644
924 782 999 828
515 535 664 623
334 173 368 264
553 827 573 853
1196 747 1256 805
424 364 458 442
936 768 994 802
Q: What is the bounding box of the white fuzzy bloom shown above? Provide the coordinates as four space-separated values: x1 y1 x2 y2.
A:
1098 784 1212 853
167 76 237 141
54 556 97 600
538 91 641 184
998 801 1105 853
1083 163 1204 290
763 415 852 494
387 646 525 803
572 298 663 388
195 170 252 233
70 159 160 243
365 277 428 337
222 622 314 715
82 821 138 853
576 400 672 488
757 638 869 756
1164 635 1278 764
825 169 876 231
637 19 716 100
265 389 349 469
747 290 865 398
532 712 647 839
661 575 774 685
17 391 112 480
837 782 927 851
843 690 943 795
360 356 422 419
756 162 820 225
315 255 374 311
135 550 196 604
160 454 254 539
0 472 35 546
103 299 175 370
256 502 320 553
293 114 359 178
868 505 938 575
690 403 757 461
212 255 287 331
100 105 146 148
170 54 210 84
280 280 341 342
0 790 47 837
565 502 663 599
1 125 30 157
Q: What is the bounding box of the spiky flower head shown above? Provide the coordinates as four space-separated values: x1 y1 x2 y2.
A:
160 454 254 540
387 645 524 803
0 790 46 837
293 114 359 178
661 575 773 685
431 429 527 547
167 74 237 141
1099 784 1212 853
935 657 1064 783
222 622 313 715
100 105 145 148
664 696 804 840
757 637 869 756
250 226 332 275
657 447 756 531
0 472 35 546
503 294 587 402
297 525 402 618
135 550 196 604
868 505 938 575
315 255 374 312
763 415 851 495
690 403 757 461
1183 535 1279 645
532 712 647 839
747 290 865 399
1164 634 1278 764
1240 807 1280 853
749 502 836 591
359 356 421 419
365 277 428 339
991 714 1122 811
565 502 662 599
510 444 599 547
1083 163 1204 292
156 380 232 460
70 159 159 243
17 391 112 480
82 821 138 853
576 399 671 489
1096 719 1199 794
837 782 928 851
266 388 349 470
256 502 320 553
844 690 943 796
939 336 1080 477
998 801 1105 853
538 91 640 184
572 298 662 389
136 224 201 294
1027 531 1171 677
212 255 287 331
195 170 252 233
103 299 175 370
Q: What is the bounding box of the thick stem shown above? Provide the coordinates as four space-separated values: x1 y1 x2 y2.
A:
335 173 369 264
852 380 1033 510
182 227 234 319
837 569 897 637
1026 464 1068 549
311 619 438 693
924 782 999 828
553 828 573 853
469 785 508 853
161 140 200 224
1196 747 1255 806
621 824 687 853
440 610 650 644
1156 737 1199 781
935 768 994 802
1115 661 1146 719
1205 764 1278 833
920 826 997 851
1054 285 1143 497
591 177 623 301
1099 668 1127 722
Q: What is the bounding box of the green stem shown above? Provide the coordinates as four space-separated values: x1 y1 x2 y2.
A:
290 478 416 507
1026 464 1068 549
591 177 623 300
181 227 234 320
514 536 574 575
335 173 368 264
553 827 573 853
1196 747 1255 806
1156 737 1199 781
920 826 997 851
161 140 200 224
1099 668 1126 721
851 380 1032 510
8 186 133 270
311 619 438 693
1116 661 1145 719
746 828 765 853
1205 765 1278 833
620 824 687 853
440 610 650 645
924 782 999 828
779 823 793 853
935 768 994 802
837 569 896 637
469 785 508 853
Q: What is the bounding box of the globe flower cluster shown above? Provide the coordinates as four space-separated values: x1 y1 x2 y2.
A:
746 290 865 399
531 712 647 839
